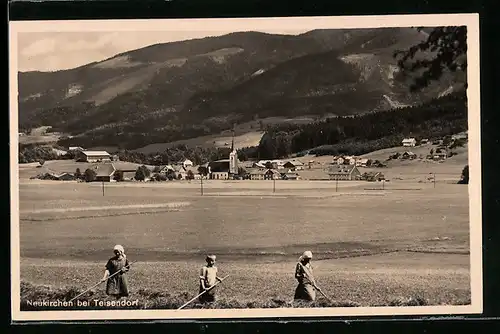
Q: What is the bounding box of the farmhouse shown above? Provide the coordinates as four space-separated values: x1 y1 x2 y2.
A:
420 138 429 145
77 150 111 163
402 138 417 147
264 169 282 180
281 172 300 180
362 172 385 182
93 163 116 182
248 169 266 180
182 159 194 168
356 158 369 167
332 156 344 165
158 165 175 175
328 165 361 181
283 160 304 171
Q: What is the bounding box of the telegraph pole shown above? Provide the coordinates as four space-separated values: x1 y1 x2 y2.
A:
433 173 436 188
336 178 338 192
273 178 276 193
200 175 204 196
102 181 105 196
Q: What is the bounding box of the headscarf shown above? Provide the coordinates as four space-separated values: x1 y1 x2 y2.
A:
298 250 313 262
206 254 216 262
113 244 126 258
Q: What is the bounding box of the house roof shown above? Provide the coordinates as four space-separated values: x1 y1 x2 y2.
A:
402 138 416 142
328 165 358 175
284 160 304 166
247 168 266 175
83 150 110 156
159 165 175 172
92 163 116 177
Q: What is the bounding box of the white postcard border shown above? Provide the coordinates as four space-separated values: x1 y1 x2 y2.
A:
9 13 482 321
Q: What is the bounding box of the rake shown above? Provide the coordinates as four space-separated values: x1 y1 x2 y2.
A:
177 275 230 310
68 261 134 303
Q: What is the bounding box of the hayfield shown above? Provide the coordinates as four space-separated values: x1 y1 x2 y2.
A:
16 160 472 309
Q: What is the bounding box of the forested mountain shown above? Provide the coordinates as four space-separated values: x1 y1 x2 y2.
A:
18 28 466 150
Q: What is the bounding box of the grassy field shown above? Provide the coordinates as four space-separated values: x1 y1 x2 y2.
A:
16 154 472 309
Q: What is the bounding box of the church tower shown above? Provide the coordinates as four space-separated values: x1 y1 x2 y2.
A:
229 127 238 175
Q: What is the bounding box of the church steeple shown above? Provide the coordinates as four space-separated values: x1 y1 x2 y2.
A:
229 124 238 175
231 125 235 152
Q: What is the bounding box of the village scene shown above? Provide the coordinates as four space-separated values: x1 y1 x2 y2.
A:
14 20 475 315
28 133 467 184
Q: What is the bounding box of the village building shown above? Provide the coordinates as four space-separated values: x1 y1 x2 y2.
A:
68 146 85 152
158 165 175 175
332 156 344 165
402 138 417 147
281 171 300 180
344 156 356 165
362 171 385 182
420 138 429 145
451 133 468 141
182 159 194 168
283 160 304 171
92 163 116 182
76 150 111 163
120 170 136 181
401 151 417 160
252 161 266 168
356 158 369 167
248 168 266 180
327 165 361 181
433 152 448 161
264 169 282 180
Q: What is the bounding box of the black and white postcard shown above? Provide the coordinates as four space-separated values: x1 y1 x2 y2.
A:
9 14 482 321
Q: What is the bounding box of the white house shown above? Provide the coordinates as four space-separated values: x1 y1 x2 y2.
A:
182 159 193 168
344 156 356 165
402 138 417 147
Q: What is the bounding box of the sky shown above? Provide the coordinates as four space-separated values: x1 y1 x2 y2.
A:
17 30 309 72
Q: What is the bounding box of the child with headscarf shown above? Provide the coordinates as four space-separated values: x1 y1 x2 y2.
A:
198 254 223 303
101 244 130 299
294 251 317 301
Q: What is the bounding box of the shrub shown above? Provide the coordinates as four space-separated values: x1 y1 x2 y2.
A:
83 168 97 182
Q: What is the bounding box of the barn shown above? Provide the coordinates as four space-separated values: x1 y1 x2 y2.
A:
77 150 111 163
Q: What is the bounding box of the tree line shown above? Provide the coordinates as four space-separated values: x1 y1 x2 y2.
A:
254 92 467 159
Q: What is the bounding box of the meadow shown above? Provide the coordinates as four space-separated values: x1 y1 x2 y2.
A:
16 160 472 309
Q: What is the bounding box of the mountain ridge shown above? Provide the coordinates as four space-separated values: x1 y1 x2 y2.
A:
17 28 466 150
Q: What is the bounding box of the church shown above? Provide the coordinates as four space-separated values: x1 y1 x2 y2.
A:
207 131 239 180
